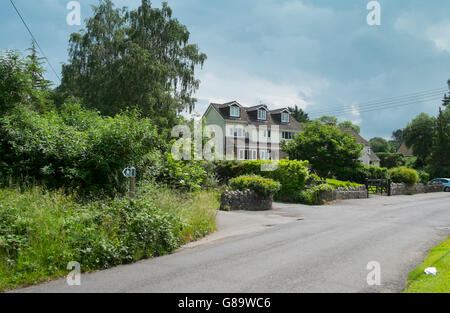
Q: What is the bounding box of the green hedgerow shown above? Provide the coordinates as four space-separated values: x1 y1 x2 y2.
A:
389 167 419 185
229 175 281 197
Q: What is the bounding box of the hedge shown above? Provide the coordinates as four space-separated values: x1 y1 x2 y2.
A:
229 175 281 197
389 167 419 185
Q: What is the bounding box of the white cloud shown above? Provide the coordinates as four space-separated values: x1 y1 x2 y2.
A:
425 22 450 53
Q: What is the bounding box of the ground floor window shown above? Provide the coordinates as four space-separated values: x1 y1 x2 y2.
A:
260 150 270 161
238 149 258 160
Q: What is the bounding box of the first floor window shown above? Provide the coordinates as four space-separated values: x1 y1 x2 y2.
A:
230 106 240 117
281 112 289 123
258 109 267 120
260 150 270 161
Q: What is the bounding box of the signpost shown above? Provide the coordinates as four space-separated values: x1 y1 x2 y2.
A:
123 167 136 199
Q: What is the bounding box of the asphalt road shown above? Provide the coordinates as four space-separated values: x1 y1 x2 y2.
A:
17 192 450 293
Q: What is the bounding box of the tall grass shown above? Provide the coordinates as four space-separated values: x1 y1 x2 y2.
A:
0 184 219 291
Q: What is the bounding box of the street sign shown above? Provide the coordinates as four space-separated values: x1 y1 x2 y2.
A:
123 167 136 178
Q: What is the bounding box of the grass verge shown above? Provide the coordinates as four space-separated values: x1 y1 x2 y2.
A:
403 237 450 293
0 184 219 291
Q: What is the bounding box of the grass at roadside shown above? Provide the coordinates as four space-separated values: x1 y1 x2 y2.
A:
403 237 450 293
0 184 219 291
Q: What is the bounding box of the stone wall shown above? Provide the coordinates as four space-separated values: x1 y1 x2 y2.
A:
390 182 443 196
220 189 273 211
319 186 368 202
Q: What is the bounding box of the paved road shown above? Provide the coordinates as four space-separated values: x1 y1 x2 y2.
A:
18 192 450 293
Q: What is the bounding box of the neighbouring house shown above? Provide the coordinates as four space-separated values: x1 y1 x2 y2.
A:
203 101 303 160
397 143 414 158
339 128 381 167
203 101 380 166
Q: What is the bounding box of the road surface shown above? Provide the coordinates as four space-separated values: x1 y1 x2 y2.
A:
17 192 450 293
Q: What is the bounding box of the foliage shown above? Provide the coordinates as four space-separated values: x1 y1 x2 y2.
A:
370 137 393 153
325 179 363 188
429 107 450 178
418 170 430 184
0 50 52 115
443 79 450 107
389 167 419 185
295 184 335 205
288 105 309 123
0 184 218 291
403 113 436 162
338 121 360 134
58 0 207 129
390 129 403 152
283 122 363 178
376 153 405 168
315 115 338 125
229 175 281 197
0 103 162 196
404 237 450 293
213 159 310 198
334 164 388 184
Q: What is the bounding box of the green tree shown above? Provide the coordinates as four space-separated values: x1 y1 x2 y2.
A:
338 121 361 134
389 129 403 152
282 122 363 178
443 79 450 107
58 0 206 128
429 107 450 177
403 113 436 163
369 137 392 153
288 105 309 123
315 115 338 125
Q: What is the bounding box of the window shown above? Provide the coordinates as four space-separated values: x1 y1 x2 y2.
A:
228 126 245 138
282 132 294 140
238 149 257 161
258 109 267 120
260 150 270 161
263 130 271 138
281 112 289 123
249 149 257 161
230 106 240 118
238 149 246 160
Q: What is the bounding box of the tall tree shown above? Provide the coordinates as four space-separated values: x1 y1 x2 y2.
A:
429 107 450 177
59 0 207 128
443 79 450 107
338 121 361 134
282 122 363 178
403 113 436 163
390 129 403 151
288 105 309 123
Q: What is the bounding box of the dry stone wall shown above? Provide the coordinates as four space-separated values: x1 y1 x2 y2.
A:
220 190 273 211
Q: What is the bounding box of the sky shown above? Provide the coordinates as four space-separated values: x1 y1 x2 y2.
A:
1 0 450 139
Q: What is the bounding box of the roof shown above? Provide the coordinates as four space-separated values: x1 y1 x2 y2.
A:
209 102 303 132
397 143 414 157
339 128 370 145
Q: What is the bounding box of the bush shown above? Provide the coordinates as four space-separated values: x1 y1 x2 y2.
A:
229 175 281 197
326 179 363 188
418 170 430 184
334 164 388 184
0 184 218 291
389 167 419 185
0 104 163 196
214 159 310 198
296 184 334 205
376 153 405 168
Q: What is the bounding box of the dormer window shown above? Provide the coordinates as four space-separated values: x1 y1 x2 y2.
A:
230 105 240 118
258 109 267 121
281 112 290 123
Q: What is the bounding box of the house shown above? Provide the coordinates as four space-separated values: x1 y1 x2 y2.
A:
203 101 381 166
203 101 303 160
397 143 414 158
339 128 381 167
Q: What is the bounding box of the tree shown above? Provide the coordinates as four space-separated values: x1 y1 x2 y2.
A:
288 105 309 123
338 121 360 134
376 153 405 168
369 137 392 153
59 0 207 128
429 107 450 177
315 115 338 125
403 113 436 163
443 79 450 107
390 129 403 151
282 121 363 178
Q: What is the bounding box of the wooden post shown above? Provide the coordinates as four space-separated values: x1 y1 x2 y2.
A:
130 176 136 199
365 178 369 198
387 179 391 196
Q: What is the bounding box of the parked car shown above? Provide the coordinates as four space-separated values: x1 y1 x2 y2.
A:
429 178 450 192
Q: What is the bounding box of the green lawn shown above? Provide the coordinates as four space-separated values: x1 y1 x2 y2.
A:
403 237 450 293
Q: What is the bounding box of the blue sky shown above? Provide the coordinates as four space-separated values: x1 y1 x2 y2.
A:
1 0 450 139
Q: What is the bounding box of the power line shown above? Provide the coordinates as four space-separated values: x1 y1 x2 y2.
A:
308 87 447 116
9 0 61 82
309 91 445 117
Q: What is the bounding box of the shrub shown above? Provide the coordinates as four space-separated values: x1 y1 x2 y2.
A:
334 164 388 184
0 104 162 196
296 184 334 205
389 167 419 185
418 170 430 184
326 179 363 188
214 159 310 198
376 153 405 168
229 175 281 197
